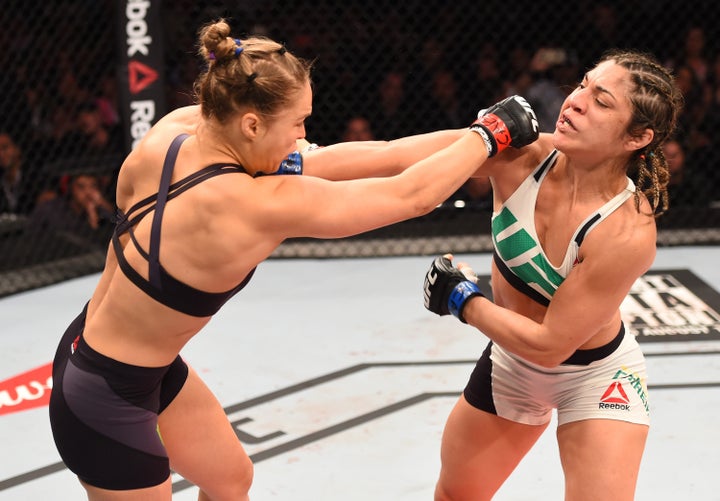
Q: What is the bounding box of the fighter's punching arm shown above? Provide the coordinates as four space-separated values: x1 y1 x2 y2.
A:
298 95 539 181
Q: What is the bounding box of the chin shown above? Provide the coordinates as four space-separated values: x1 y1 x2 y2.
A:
551 129 565 151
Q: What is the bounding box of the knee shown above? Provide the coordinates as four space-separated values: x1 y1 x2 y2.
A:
434 481 454 501
227 455 254 500
435 479 492 501
201 455 254 501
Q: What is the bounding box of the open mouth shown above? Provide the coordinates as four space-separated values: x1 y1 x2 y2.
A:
559 113 574 130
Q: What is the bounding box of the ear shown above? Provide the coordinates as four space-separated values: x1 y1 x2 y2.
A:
624 128 654 153
240 112 263 139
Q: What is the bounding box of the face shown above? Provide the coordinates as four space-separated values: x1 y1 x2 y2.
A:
662 140 685 182
553 60 646 160
70 175 101 207
342 117 373 142
0 134 21 168
255 80 312 174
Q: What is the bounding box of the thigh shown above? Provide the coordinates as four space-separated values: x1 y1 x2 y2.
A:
158 365 253 501
435 396 549 501
557 419 648 501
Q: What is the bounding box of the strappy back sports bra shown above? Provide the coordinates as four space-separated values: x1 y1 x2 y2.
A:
112 134 256 317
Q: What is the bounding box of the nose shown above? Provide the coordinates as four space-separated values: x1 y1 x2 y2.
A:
567 87 586 113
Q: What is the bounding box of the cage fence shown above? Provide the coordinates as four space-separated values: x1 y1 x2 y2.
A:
1 0 718 297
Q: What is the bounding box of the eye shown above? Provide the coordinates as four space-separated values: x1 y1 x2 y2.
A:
595 98 609 108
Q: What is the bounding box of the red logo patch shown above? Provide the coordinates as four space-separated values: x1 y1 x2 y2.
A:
600 381 630 404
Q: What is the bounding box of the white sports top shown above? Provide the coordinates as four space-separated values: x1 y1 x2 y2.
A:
491 150 636 305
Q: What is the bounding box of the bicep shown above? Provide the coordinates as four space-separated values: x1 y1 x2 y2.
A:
542 235 654 354
250 175 408 240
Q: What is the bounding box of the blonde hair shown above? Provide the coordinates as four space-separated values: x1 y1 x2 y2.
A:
193 19 312 123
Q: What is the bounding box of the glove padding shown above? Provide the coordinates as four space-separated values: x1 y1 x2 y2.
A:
423 256 484 323
276 151 303 175
470 95 539 157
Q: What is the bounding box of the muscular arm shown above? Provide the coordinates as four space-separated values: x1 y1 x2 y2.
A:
247 131 488 240
460 216 656 367
301 129 465 180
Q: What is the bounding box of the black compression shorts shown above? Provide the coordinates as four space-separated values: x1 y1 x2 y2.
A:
49 305 189 490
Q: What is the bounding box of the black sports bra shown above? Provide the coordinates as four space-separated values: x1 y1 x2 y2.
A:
112 134 256 317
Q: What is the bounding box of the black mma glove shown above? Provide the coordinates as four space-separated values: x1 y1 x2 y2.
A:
470 95 539 157
423 256 484 323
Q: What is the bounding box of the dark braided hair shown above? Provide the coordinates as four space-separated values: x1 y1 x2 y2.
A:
193 19 312 123
599 49 684 217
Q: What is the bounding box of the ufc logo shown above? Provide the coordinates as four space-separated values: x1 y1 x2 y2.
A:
519 98 539 133
423 269 438 309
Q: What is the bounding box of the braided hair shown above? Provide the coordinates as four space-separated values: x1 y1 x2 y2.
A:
599 49 684 217
193 19 312 123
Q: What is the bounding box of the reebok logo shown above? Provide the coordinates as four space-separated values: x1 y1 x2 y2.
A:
128 60 158 94
598 381 630 411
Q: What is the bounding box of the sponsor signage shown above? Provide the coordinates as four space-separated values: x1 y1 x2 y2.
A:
0 363 52 416
115 0 166 153
622 269 720 342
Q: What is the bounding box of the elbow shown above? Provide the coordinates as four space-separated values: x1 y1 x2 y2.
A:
533 355 565 369
530 348 576 369
406 185 444 217
407 197 440 220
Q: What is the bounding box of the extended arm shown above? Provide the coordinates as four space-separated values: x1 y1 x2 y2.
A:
253 96 540 240
302 95 540 181
301 129 465 180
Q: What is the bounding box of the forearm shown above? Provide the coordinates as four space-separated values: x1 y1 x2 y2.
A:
303 129 465 180
462 296 569 367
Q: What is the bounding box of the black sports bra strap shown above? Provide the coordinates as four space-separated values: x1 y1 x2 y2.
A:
148 133 190 288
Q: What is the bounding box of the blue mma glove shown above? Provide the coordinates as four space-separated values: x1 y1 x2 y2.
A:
276 151 303 175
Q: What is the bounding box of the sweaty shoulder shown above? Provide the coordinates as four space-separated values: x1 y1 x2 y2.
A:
480 133 554 177
482 133 555 199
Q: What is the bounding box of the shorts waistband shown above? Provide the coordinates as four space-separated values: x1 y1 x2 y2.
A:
72 334 173 384
560 323 625 366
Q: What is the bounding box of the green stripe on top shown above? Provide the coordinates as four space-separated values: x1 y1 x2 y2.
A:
493 208 537 261
493 207 566 298
531 253 564 288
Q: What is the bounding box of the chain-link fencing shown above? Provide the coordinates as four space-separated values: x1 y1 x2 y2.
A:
1 0 719 297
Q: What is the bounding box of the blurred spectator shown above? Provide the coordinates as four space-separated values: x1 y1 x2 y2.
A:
463 44 506 110
340 116 375 142
94 71 121 129
0 72 32 148
525 48 580 132
71 101 124 158
0 131 49 214
673 64 708 150
409 37 448 103
366 70 423 140
667 25 710 83
575 2 624 70
426 69 468 130
503 47 535 98
663 138 713 208
26 172 115 252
